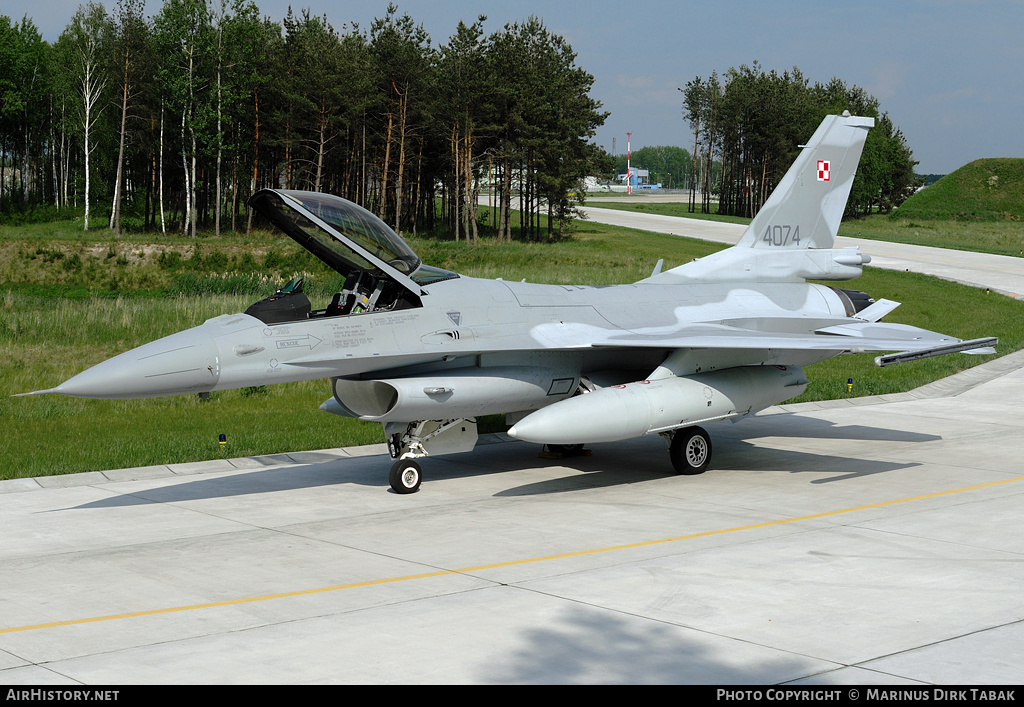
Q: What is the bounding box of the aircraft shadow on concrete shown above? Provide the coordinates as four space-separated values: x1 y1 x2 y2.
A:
62 459 386 510
64 414 934 509
718 412 942 444
492 441 922 497
474 603 822 684
60 443 553 510
491 413 937 495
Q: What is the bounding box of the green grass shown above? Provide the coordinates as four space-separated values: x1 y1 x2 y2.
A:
0 229 336 299
0 218 719 298
2 215 1021 480
838 215 1024 258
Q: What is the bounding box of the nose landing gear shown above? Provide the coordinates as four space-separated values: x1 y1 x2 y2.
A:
389 459 423 494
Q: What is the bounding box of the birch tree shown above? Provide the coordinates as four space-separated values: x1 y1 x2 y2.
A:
155 0 211 236
58 3 108 230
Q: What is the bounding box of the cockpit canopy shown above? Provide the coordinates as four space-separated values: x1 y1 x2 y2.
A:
248 189 457 289
245 189 458 325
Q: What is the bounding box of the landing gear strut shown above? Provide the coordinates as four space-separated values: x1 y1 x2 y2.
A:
667 426 712 475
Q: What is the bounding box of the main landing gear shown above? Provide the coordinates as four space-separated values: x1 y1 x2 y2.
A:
664 426 712 475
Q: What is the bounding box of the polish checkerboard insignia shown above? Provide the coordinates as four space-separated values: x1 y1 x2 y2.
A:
817 160 830 181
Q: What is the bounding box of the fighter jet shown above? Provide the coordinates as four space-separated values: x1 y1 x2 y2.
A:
22 113 996 493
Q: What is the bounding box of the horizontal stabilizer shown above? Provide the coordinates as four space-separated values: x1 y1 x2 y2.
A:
852 298 900 323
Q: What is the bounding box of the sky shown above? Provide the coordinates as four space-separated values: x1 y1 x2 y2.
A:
8 0 1024 174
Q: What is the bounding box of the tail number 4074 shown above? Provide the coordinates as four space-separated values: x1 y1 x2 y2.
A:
763 225 800 246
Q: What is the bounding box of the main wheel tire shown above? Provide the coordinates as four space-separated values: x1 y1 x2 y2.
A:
389 459 422 493
669 426 712 475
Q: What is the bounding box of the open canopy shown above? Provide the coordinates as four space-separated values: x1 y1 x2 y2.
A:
249 189 457 291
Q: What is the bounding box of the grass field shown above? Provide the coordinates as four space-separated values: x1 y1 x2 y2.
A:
3 214 1021 480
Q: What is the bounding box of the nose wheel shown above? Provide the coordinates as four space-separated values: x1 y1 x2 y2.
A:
669 426 711 475
389 459 422 493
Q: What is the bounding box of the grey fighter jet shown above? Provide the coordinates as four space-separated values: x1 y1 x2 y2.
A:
22 113 996 493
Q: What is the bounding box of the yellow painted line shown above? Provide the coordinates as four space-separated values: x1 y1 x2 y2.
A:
3 474 1022 635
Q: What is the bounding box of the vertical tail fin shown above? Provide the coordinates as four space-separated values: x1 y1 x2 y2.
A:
737 113 874 250
643 113 875 285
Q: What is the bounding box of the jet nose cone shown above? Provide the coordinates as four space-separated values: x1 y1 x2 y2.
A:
50 327 221 399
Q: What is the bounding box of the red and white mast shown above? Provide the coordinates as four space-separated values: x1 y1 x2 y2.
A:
626 132 632 195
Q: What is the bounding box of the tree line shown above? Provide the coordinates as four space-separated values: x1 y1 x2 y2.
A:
0 1 608 240
681 63 919 218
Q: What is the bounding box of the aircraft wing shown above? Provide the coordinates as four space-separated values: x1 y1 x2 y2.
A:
531 319 997 365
